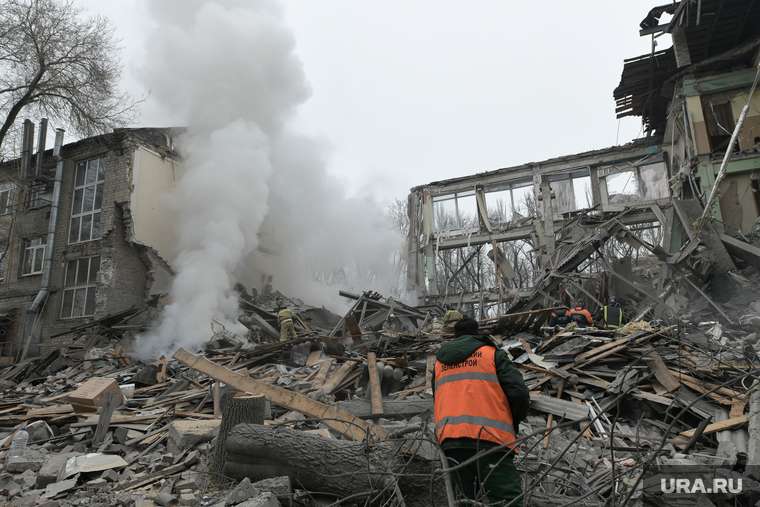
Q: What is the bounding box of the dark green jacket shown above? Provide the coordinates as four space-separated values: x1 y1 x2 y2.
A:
432 334 530 450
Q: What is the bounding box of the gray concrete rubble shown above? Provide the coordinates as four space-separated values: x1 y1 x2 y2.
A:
2 2 760 506
1 282 759 507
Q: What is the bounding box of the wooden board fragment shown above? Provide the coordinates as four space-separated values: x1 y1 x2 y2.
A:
426 354 436 387
310 359 334 391
306 350 323 367
680 415 750 438
321 362 355 395
345 315 364 345
367 352 384 416
645 352 681 392
173 348 387 441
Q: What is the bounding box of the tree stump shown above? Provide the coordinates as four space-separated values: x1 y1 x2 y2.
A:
210 392 265 479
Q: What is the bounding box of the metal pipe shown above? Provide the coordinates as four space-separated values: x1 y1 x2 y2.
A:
30 128 65 312
35 118 47 177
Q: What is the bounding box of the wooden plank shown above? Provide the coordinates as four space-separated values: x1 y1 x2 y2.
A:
26 405 74 417
321 362 355 395
367 352 384 416
571 397 594 439
213 381 220 419
310 359 334 391
306 350 322 367
345 315 364 345
93 391 119 445
72 413 160 427
520 339 534 355
426 354 436 387
645 352 681 392
680 415 750 438
173 348 387 441
543 378 565 449
730 402 746 419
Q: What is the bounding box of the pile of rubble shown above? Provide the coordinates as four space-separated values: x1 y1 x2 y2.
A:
0 283 759 507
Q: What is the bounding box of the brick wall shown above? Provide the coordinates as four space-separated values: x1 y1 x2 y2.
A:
0 128 180 349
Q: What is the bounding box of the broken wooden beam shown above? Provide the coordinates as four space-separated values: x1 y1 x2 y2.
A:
173 348 388 441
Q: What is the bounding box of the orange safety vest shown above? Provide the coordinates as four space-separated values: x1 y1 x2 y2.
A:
434 345 517 449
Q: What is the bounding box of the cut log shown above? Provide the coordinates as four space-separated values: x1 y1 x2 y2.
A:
224 424 602 507
224 423 446 505
210 392 265 480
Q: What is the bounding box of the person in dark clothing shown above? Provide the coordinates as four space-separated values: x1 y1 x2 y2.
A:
594 296 627 329
432 318 530 507
548 300 572 327
569 298 593 328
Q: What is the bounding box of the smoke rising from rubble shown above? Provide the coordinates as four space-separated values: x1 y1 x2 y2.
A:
136 0 403 358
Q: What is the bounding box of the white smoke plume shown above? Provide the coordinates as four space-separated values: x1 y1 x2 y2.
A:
136 0 404 358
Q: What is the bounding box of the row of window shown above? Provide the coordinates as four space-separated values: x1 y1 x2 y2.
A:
0 155 106 241
0 156 108 319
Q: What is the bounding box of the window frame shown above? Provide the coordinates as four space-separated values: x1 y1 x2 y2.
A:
0 183 15 215
60 255 101 319
69 156 106 245
21 237 46 276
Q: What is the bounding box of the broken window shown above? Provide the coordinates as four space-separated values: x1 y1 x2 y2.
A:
433 190 477 232
547 170 592 213
485 178 533 223
599 160 669 204
69 157 105 244
60 255 100 319
702 98 735 152
22 237 46 276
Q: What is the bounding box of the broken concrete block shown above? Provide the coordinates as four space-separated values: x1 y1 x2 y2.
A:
86 478 108 489
36 455 70 489
100 469 119 482
179 491 198 506
5 449 46 473
0 480 21 496
133 364 159 386
237 492 281 507
167 420 220 455
16 469 37 490
252 477 292 507
226 478 260 506
59 453 128 480
42 477 77 499
25 421 54 443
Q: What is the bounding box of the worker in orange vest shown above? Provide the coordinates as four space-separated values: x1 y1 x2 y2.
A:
432 318 529 506
569 298 594 328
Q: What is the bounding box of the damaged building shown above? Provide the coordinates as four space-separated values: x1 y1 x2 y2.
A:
3 2 760 507
0 124 185 362
405 0 760 322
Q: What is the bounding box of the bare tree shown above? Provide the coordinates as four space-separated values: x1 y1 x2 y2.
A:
0 0 140 154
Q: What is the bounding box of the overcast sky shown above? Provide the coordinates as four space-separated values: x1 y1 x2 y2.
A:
77 0 669 206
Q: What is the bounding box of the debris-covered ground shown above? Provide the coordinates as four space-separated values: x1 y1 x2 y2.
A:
2 276 760 507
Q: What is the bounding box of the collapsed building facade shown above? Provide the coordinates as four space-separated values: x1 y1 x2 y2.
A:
405 0 760 323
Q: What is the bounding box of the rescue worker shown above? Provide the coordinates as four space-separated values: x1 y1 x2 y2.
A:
547 300 572 327
443 304 462 332
432 318 530 506
382 314 397 333
275 297 297 341
569 298 593 328
594 296 626 329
